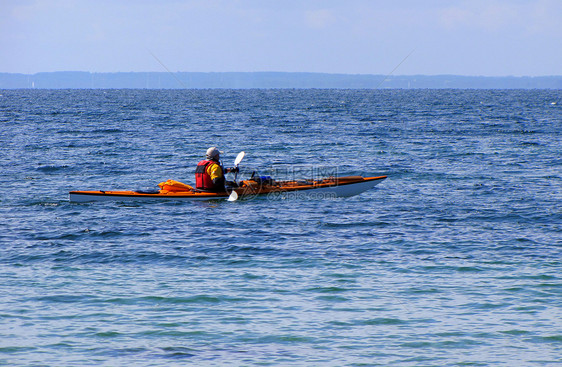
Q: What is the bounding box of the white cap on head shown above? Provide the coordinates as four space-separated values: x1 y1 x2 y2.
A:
206 147 222 159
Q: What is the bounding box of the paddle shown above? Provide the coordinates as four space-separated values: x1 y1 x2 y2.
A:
234 151 245 170
227 190 239 202
227 151 245 202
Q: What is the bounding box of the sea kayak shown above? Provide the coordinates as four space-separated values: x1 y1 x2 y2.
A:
69 175 386 203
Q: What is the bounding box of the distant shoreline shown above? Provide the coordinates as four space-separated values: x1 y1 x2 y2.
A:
1 71 561 89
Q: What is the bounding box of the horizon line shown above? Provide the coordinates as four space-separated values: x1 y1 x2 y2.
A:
1 71 561 78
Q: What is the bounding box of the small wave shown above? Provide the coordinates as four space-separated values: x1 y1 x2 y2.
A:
103 294 249 305
100 347 149 358
532 335 562 343
92 128 125 134
36 165 69 173
347 318 408 326
500 329 531 336
95 331 121 338
305 286 350 293
0 346 37 353
33 294 99 304
158 347 196 359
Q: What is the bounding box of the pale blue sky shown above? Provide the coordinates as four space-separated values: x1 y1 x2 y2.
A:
1 0 561 76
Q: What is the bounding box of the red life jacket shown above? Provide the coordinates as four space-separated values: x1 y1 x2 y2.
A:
195 160 225 191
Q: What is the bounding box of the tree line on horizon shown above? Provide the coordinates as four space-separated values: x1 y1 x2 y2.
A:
1 71 560 89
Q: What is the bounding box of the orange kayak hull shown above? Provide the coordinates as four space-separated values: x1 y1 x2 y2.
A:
69 176 386 202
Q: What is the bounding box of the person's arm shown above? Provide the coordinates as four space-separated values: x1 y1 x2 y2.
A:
207 163 224 184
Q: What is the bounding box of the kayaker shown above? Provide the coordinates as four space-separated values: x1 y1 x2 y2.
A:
195 147 238 192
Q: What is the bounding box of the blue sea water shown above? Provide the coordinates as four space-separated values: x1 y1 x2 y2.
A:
0 89 561 366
